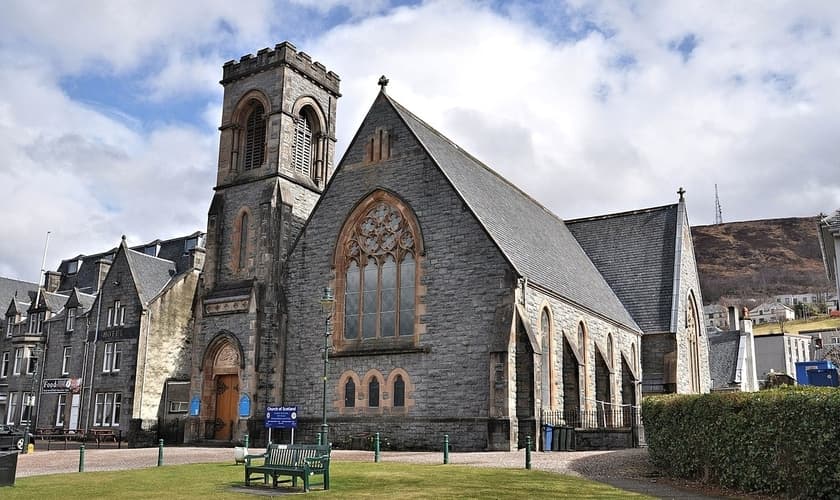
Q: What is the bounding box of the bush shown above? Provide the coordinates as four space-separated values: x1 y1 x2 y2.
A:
643 387 840 498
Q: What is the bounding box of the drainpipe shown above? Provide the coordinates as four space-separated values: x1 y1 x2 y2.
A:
84 292 103 434
138 308 151 422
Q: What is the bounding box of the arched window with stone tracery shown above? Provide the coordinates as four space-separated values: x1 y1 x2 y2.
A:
336 192 422 345
686 292 702 393
242 100 266 170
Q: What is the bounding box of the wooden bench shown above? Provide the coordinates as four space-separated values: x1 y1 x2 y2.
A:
244 443 330 492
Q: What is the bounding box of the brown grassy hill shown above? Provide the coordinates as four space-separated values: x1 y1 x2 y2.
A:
691 216 832 303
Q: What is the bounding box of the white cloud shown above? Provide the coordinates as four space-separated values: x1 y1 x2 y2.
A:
2 0 840 282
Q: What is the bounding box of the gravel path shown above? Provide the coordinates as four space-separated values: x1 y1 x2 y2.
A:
12 446 728 499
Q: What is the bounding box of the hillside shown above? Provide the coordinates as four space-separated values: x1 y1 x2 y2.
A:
691 216 832 303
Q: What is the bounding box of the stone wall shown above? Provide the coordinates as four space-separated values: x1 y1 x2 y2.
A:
284 94 517 451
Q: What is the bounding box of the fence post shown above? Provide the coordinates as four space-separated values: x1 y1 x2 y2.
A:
374 432 381 463
443 434 449 464
157 439 164 467
525 436 532 470
78 444 85 472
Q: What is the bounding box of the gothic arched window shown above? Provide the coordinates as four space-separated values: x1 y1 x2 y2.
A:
339 194 420 343
393 375 405 407
368 379 380 408
540 308 554 408
344 379 355 408
242 101 265 170
687 293 702 393
293 110 313 178
607 333 614 367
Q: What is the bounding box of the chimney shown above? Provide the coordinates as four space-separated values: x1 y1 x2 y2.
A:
44 271 61 293
95 259 112 291
189 247 206 271
728 306 741 331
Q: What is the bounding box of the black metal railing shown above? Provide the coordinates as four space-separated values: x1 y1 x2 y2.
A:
541 406 640 430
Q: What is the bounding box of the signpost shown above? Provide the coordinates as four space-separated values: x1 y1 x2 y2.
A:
265 405 297 444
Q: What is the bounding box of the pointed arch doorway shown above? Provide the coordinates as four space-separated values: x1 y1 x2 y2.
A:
202 337 242 441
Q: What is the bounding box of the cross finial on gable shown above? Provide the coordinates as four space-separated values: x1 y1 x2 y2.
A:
677 187 686 201
378 75 389 93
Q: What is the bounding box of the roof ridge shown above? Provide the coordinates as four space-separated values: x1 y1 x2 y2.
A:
126 246 178 266
566 203 677 224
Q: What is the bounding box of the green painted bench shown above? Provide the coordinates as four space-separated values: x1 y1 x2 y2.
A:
244 443 330 492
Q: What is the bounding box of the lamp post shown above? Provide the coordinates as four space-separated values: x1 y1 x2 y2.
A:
23 345 43 454
319 287 335 446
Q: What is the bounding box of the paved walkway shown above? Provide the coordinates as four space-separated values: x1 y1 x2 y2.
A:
13 446 730 499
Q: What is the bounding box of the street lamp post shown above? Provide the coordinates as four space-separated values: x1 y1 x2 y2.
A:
319 287 335 447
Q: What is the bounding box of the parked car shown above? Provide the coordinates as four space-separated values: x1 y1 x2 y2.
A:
0 425 33 451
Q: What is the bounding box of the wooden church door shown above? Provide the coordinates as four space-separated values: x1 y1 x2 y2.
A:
214 374 238 440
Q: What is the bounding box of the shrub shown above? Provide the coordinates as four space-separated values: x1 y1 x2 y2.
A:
643 387 840 498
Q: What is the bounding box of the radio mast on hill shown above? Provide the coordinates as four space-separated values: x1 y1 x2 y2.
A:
714 184 724 225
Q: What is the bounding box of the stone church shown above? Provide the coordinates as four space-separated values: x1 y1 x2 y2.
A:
184 41 710 451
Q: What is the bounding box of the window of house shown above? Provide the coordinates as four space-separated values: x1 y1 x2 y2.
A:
833 337 840 345
340 199 419 342
29 312 44 334
143 245 157 256
184 237 199 252
56 394 66 426
20 392 32 424
103 342 121 373
12 348 23 376
66 308 76 332
5 317 11 338
107 301 125 327
242 100 266 170
368 379 380 408
0 352 8 378
62 346 72 375
344 379 355 408
293 110 313 177
169 401 189 413
393 375 405 407
67 260 78 274
7 392 18 424
26 348 37 375
94 392 121 426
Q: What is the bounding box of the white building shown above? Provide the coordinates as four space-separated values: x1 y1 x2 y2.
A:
704 304 729 331
749 302 795 325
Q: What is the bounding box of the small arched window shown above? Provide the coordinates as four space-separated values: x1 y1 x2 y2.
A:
293 110 313 178
344 379 355 408
631 342 637 370
577 322 586 356
238 212 249 270
242 101 266 170
368 379 380 408
393 375 405 407
607 333 614 367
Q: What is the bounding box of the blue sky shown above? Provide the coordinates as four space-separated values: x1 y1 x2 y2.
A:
1 0 840 281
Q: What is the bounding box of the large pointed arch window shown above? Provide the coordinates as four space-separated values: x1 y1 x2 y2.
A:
242 101 265 170
686 293 702 393
339 194 421 343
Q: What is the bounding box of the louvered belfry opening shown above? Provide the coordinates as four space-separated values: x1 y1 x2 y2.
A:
293 109 313 178
243 101 266 170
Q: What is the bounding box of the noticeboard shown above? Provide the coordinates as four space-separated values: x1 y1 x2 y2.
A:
265 405 298 429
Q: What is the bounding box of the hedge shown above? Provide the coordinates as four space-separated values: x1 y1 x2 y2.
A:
642 387 840 498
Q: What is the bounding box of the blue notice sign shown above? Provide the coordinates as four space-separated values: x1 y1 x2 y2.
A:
189 396 200 417
265 405 298 429
239 394 251 417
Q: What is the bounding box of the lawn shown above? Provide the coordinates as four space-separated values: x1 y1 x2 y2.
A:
753 316 840 335
4 461 650 499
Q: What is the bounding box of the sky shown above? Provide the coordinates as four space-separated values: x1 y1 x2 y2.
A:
2 0 840 281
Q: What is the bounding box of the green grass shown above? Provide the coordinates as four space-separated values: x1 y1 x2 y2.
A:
753 316 840 335
3 461 650 499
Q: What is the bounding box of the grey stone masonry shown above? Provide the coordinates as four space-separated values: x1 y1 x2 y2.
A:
284 92 517 451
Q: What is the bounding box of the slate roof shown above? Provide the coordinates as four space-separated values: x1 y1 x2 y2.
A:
0 276 37 314
386 94 640 331
566 205 678 334
42 291 69 313
708 330 740 390
124 247 176 305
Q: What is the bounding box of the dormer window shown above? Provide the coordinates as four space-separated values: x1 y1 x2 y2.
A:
184 237 199 253
107 300 125 327
67 260 79 274
144 245 158 256
5 317 11 338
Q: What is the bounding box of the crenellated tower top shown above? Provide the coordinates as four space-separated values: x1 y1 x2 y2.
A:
221 41 340 95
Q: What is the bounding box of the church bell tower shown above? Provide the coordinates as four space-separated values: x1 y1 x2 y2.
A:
187 42 340 443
